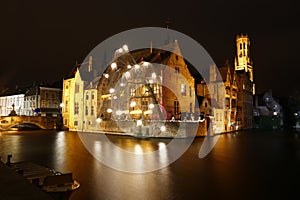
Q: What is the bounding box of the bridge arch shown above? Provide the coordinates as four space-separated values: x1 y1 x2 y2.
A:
0 116 61 131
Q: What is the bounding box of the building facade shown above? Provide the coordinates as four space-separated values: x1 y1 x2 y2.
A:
62 35 255 134
62 56 97 131
97 41 195 123
0 94 25 116
196 34 255 132
24 85 62 116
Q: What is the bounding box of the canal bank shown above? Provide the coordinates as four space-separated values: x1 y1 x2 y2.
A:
0 161 53 200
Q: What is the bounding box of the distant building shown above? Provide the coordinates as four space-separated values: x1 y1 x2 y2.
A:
24 85 62 116
196 34 255 132
253 90 282 129
0 93 25 116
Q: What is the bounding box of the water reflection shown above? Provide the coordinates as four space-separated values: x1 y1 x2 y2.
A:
80 133 172 173
0 130 299 200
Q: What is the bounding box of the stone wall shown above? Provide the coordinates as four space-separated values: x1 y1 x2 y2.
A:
97 119 208 138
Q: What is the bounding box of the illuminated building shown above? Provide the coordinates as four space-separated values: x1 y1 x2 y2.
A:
97 41 195 123
234 33 255 94
62 34 255 134
0 93 25 116
24 85 62 116
62 56 98 131
196 34 255 132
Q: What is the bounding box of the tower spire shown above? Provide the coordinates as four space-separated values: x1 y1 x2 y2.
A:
234 33 255 94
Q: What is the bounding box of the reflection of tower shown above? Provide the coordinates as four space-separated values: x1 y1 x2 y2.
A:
234 34 255 94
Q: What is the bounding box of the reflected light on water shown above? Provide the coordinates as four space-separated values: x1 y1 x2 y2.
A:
93 141 102 154
53 131 66 170
134 144 143 154
158 142 166 150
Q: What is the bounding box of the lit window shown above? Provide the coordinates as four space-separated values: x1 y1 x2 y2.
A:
153 84 159 94
130 88 136 96
181 84 186 96
75 84 79 93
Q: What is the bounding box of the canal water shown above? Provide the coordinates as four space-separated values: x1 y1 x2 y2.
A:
0 129 299 200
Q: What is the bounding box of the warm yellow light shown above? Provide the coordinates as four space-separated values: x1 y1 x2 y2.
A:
107 108 113 113
134 64 140 69
123 44 129 51
144 110 152 115
136 120 143 126
149 104 154 109
104 74 109 78
143 61 150 67
96 118 102 123
117 48 123 53
101 94 111 99
109 88 115 94
151 72 157 79
59 103 64 108
130 110 142 114
160 126 166 132
127 65 132 69
111 62 117 70
158 142 166 150
130 101 136 107
116 110 122 115
125 72 130 79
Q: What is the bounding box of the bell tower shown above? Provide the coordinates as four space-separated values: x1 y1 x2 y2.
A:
235 33 255 94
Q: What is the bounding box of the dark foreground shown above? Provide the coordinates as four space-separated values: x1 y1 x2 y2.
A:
0 129 299 200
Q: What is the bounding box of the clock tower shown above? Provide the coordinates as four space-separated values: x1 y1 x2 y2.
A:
234 33 255 94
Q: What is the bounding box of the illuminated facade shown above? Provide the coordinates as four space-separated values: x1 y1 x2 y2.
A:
62 56 98 131
234 33 255 94
24 85 62 116
62 35 255 133
97 41 195 123
0 94 25 116
196 34 255 132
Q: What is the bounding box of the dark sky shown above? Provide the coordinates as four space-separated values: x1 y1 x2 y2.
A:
0 0 297 97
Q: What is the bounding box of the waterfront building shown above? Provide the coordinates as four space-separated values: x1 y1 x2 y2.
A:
253 90 282 129
62 56 98 131
62 34 255 135
24 85 62 116
0 93 25 116
196 34 255 132
97 41 195 122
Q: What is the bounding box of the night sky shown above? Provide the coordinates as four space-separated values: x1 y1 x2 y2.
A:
0 0 297 97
